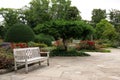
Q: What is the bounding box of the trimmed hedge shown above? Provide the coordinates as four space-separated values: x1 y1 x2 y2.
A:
5 23 35 42
50 48 90 57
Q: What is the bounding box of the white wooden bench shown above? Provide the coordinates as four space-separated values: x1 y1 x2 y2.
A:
13 47 49 73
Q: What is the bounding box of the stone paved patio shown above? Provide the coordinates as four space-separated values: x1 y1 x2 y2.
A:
0 48 120 80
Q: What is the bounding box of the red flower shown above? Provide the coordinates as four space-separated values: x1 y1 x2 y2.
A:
87 41 95 46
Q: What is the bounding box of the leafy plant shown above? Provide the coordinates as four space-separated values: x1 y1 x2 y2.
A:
34 34 54 46
79 40 95 50
41 47 56 52
0 48 14 69
28 41 47 48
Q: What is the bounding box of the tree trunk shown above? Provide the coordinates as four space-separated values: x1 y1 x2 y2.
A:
91 34 93 41
62 39 67 51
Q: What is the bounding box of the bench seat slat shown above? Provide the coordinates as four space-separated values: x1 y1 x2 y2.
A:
16 57 48 63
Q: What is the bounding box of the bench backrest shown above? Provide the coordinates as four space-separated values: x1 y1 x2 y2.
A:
13 47 40 61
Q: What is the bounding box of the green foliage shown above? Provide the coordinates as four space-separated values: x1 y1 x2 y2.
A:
23 0 51 27
80 22 95 40
41 47 56 52
94 40 116 49
34 20 94 40
0 0 81 29
50 47 90 56
5 23 35 42
109 9 120 47
34 34 55 46
22 0 81 28
0 8 20 27
50 0 71 20
96 19 117 40
111 32 120 47
0 48 14 69
28 41 47 48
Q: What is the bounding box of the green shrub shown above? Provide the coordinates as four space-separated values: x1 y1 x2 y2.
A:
5 23 35 42
28 41 47 48
41 47 56 52
34 34 54 46
96 40 113 48
50 48 90 57
0 48 14 69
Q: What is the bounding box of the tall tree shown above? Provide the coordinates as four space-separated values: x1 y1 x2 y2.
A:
0 8 21 38
91 9 106 24
23 0 80 27
109 9 120 46
34 20 94 51
109 9 120 25
109 9 120 34
23 0 51 28
0 8 20 28
50 0 71 20
65 6 81 20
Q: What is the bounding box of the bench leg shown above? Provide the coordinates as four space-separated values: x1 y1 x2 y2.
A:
25 63 28 73
39 61 41 66
47 59 49 66
14 62 17 72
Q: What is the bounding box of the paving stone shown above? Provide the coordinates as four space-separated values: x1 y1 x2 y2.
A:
23 76 51 80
